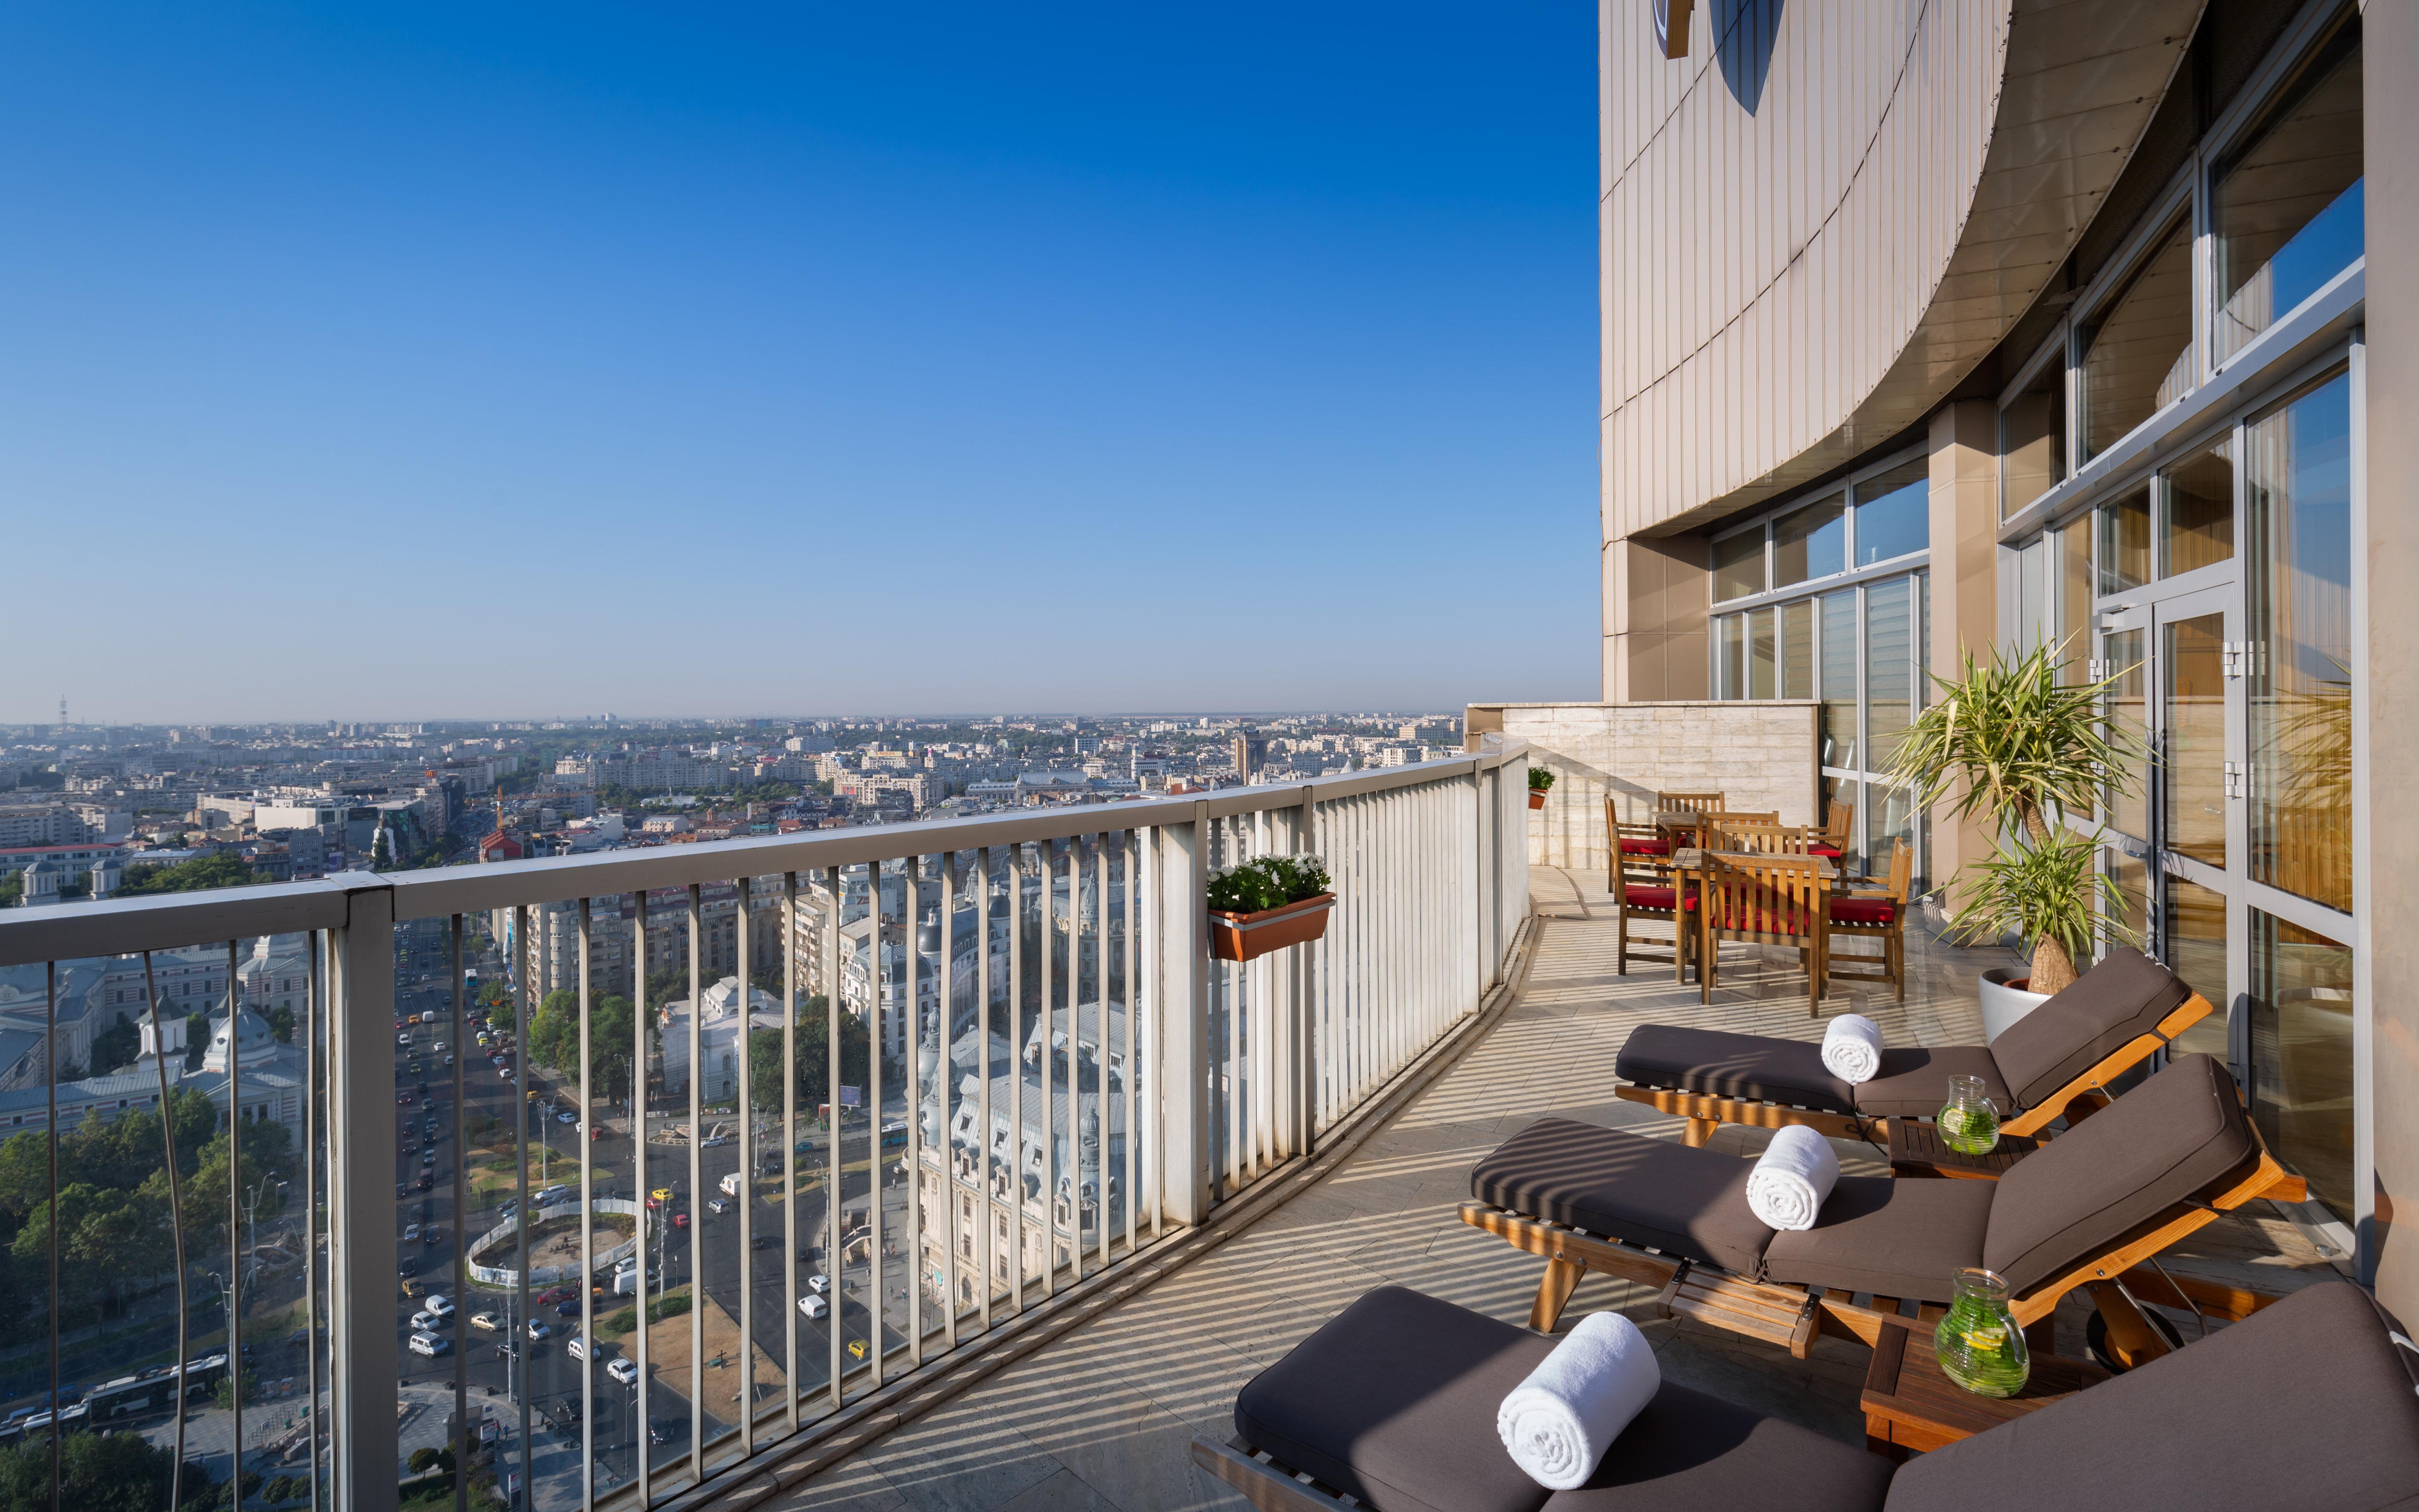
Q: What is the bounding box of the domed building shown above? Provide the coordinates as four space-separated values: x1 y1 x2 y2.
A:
183 1005 305 1129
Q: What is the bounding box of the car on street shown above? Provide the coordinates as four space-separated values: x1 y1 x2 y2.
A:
672 1211 688 1229
426 1294 454 1316
606 1358 639 1386
410 1310 438 1332
565 1335 590 1362
408 1332 450 1358
536 1285 572 1304
396 1093 413 1106
415 1175 433 1191
647 1188 673 1209
805 1275 831 1294
403 1224 422 1243
434 1041 447 1053
396 1033 413 1047
797 1295 828 1319
706 1198 731 1215
555 1298 582 1317
470 1312 501 1332
526 1320 551 1340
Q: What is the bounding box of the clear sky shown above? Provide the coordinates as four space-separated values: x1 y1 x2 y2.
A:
2 3 1598 724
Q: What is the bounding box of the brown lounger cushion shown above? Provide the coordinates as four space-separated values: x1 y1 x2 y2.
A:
1883 1280 2419 1512
1235 1285 1556 1512
1236 1286 1894 1512
1761 1177 1993 1302
1985 946 2192 1112
1615 1024 1857 1113
1844 1045 2014 1120
1471 1118 1776 1277
1982 1053 2257 1294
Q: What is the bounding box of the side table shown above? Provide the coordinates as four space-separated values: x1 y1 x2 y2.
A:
1886 1118 2040 1179
1860 1318 2110 1461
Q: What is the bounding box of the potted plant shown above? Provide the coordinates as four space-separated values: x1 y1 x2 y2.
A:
1528 766 1555 810
1886 639 2146 1040
1207 854 1334 963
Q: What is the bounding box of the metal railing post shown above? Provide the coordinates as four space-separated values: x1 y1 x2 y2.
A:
1154 810 1209 1226
327 879 399 1512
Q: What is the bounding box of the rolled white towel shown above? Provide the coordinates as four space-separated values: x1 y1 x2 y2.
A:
1744 1123 1840 1232
1820 1013 1884 1084
1496 1311 1660 1490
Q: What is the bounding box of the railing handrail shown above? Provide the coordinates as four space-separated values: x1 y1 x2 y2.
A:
0 746 1526 961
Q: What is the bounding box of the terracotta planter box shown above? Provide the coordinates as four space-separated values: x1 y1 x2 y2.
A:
1528 788 1549 810
1208 893 1334 963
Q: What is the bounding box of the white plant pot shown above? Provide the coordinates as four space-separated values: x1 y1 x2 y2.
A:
1978 967 2051 1044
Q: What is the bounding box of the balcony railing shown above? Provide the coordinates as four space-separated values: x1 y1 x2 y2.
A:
0 747 1529 1512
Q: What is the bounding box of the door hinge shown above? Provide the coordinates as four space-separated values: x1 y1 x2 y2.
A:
2223 760 2246 799
2221 641 2256 679
2086 657 2110 682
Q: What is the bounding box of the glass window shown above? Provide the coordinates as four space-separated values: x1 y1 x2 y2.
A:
2058 512 2093 680
1780 599 1816 699
1820 590 1859 769
1865 578 1914 774
2163 611 2229 868
2162 873 2231 1061
1713 528 1766 602
1823 775 1863 873
2161 439 2234 577
2097 484 2151 595
2081 220 2196 461
1774 494 1847 587
2104 627 2150 839
1866 784 1916 885
2106 848 2151 959
1854 460 1929 565
1717 613 1746 699
2001 359 2065 520
2248 911 2354 1224
1748 608 1777 699
2246 371 2353 913
2214 20 2364 367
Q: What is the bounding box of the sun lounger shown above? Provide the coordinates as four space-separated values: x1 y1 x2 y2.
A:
1192 1277 2416 1512
1461 1053 2302 1357
1613 947 2209 1145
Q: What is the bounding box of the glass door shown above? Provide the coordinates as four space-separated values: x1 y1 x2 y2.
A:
2098 583 2244 1069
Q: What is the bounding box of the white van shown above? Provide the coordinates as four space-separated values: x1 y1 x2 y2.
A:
614 1270 640 1297
408 1332 451 1358
718 1173 742 1198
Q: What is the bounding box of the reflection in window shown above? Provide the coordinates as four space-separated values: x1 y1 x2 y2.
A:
2081 220 2195 461
2106 848 2150 959
1748 608 1777 699
2104 627 2149 840
1780 599 1815 699
2248 911 2353 1224
1717 613 1746 699
1774 494 1846 587
2247 371 2353 913
2162 872 2230 1062
1713 528 1766 602
1821 590 1858 770
2059 512 2093 683
2097 485 2151 595
2002 359 2065 520
1865 579 1914 775
1823 775 1862 873
2162 439 2234 577
2163 612 2228 868
2215 20 2363 366
1854 460 1929 565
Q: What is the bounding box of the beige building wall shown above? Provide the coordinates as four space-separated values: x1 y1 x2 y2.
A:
1470 702 1820 873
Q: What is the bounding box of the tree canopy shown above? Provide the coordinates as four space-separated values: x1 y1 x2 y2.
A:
115 852 262 897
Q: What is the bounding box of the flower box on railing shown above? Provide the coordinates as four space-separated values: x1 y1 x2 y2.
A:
1208 893 1334 962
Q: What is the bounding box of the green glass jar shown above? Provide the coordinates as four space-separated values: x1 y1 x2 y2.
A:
1934 1267 2030 1397
1937 1073 2000 1156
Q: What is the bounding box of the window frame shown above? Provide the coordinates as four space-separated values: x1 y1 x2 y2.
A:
1703 441 1929 615
1997 320 2073 521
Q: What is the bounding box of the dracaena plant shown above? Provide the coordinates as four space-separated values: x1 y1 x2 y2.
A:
1207 854 1331 913
1883 636 2148 996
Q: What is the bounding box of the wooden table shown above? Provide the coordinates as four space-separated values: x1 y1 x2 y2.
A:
1887 1118 2041 1180
1860 1319 2110 1461
1670 848 1838 882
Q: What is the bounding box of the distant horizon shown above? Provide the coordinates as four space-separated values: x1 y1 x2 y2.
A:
4 707 1471 736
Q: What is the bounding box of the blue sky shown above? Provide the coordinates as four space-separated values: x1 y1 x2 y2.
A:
2 4 1598 723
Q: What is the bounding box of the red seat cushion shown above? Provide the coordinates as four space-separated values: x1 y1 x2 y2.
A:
1622 885 1696 912
1619 837 1674 856
1830 897 1898 925
1807 844 1844 859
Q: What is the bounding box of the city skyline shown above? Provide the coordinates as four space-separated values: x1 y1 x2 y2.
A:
1 3 1600 722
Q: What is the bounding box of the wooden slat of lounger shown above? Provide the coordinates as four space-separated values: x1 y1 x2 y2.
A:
1662 1270 1817 1351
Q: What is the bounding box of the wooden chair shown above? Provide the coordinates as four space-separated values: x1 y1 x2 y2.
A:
1693 852 1829 1013
1828 837 1912 1000
1704 819 1816 856
1812 801 1854 860
1614 849 1695 982
1605 795 1675 887
1655 790 1728 814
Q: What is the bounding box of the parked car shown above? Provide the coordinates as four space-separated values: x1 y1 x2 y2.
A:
606 1357 640 1386
805 1275 831 1294
555 1298 582 1317
556 1111 577 1125
469 1312 501 1332
526 1320 551 1340
408 1332 450 1358
672 1211 688 1229
536 1286 572 1305
797 1295 828 1320
565 1335 590 1363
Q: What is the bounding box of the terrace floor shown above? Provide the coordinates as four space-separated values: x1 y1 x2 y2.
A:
766 867 2340 1512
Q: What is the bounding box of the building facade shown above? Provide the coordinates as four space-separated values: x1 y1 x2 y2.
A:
1598 0 2411 1304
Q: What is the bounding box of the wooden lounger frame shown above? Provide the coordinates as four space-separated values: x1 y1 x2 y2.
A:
1191 1435 1379 1512
1613 993 2216 1148
1459 1118 2303 1360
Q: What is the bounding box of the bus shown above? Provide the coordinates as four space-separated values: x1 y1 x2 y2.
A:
84 1353 228 1424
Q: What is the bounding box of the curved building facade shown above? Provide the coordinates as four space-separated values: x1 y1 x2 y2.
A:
1600 0 2419 1308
